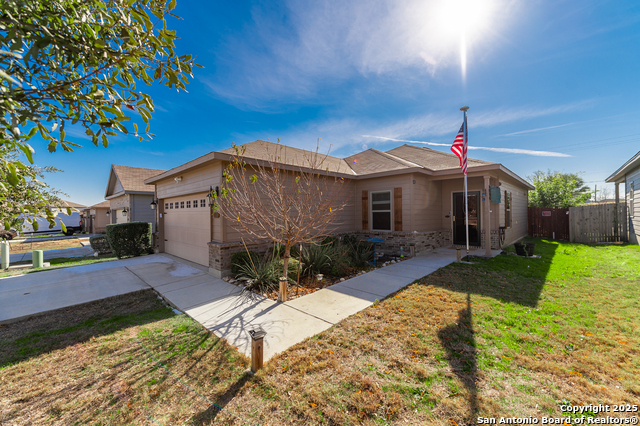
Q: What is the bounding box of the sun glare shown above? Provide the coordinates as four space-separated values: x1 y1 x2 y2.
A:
433 0 495 81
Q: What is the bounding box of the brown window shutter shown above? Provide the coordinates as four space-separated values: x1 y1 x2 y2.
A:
394 187 402 231
362 190 369 230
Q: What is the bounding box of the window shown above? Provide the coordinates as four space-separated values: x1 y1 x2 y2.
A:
193 199 198 208
200 199 206 208
170 202 173 209
165 203 168 210
505 191 512 228
631 182 635 217
186 200 191 208
180 201 185 209
371 191 392 231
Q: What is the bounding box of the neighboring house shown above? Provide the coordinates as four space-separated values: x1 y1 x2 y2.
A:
145 140 533 278
605 150 640 245
104 165 165 232
20 200 86 235
81 200 111 234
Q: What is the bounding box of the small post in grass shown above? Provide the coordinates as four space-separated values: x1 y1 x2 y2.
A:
0 241 9 270
248 325 267 373
278 276 288 302
32 250 44 268
456 248 461 262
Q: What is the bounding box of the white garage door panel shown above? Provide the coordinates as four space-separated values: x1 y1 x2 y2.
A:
164 194 210 266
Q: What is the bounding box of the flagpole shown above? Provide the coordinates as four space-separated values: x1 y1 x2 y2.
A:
461 106 470 261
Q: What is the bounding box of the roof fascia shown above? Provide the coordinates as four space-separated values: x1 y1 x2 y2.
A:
605 151 640 183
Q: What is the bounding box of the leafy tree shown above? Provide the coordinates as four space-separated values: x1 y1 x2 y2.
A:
528 170 591 208
0 147 66 231
0 0 199 223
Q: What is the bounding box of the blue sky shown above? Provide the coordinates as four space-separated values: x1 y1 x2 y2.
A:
33 0 640 206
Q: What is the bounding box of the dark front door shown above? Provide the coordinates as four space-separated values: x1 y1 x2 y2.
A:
453 191 481 246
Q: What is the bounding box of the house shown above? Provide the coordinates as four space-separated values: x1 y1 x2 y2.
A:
81 201 111 234
104 165 165 232
605 150 640 245
145 140 533 278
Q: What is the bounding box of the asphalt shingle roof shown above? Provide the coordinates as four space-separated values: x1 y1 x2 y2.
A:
219 140 356 175
385 144 496 171
112 165 165 193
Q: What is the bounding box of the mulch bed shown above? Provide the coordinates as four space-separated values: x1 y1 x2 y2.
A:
241 257 411 301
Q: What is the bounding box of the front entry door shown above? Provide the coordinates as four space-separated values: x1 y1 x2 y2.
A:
453 192 480 246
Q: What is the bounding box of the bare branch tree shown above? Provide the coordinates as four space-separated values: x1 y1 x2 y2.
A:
214 140 352 298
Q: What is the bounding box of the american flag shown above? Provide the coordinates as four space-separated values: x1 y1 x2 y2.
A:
451 122 467 175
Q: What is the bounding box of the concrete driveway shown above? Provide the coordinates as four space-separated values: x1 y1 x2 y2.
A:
0 248 482 361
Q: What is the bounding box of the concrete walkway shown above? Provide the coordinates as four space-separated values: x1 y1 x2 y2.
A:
0 248 498 361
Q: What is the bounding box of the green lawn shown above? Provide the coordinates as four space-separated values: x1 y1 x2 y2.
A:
1 239 638 425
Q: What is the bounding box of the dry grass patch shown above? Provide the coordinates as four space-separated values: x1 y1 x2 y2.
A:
9 238 84 254
0 290 251 425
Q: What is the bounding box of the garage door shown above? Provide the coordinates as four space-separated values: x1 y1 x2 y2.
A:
163 193 211 266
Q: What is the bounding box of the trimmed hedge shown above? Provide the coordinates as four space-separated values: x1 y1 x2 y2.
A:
89 235 112 255
105 222 153 259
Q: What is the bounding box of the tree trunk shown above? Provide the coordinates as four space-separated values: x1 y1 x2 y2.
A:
282 243 291 282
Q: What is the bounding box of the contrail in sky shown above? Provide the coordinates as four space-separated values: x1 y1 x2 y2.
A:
362 135 571 157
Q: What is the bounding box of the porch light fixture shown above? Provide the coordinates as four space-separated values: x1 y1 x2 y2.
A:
150 199 158 210
122 207 128 216
207 186 220 207
106 210 110 217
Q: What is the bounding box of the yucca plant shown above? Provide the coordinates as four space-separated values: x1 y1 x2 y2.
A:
235 255 279 294
300 243 335 277
348 240 374 268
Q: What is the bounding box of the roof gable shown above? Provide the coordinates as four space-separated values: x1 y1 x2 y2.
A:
105 165 165 198
385 144 496 171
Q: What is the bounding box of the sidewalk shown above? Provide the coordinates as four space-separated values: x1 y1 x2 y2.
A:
0 248 499 361
176 248 471 361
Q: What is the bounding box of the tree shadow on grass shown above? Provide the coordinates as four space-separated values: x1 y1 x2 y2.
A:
437 294 478 424
424 238 559 308
190 372 254 425
0 289 173 368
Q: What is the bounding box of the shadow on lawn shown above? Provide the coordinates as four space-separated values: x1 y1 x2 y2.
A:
425 238 559 308
438 294 478 423
0 290 173 368
190 372 253 425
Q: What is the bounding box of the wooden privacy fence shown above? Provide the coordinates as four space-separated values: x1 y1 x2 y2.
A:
569 203 628 243
528 207 570 240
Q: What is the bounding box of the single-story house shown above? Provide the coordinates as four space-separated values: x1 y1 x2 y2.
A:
145 140 533 278
605 150 640 245
81 200 111 234
104 164 165 232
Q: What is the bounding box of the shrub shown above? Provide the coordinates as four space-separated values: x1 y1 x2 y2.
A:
269 242 300 259
230 250 261 276
235 255 279 293
89 235 112 255
329 244 352 277
275 258 303 284
300 243 335 277
347 239 374 268
105 222 153 259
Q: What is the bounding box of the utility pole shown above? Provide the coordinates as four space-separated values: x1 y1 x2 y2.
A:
594 184 598 203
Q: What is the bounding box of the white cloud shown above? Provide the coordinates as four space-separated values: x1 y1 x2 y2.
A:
205 0 519 109
231 101 584 157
